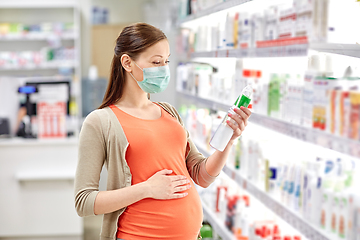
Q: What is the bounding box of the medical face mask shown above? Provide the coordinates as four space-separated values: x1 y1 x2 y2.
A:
129 61 170 94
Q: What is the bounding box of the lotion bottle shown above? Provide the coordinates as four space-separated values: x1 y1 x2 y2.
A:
210 85 252 152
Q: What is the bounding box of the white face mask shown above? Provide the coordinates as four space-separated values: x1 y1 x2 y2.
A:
130 61 170 93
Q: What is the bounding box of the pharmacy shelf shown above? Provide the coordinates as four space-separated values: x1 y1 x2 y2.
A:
178 0 360 59
0 2 78 8
190 42 360 59
310 42 360 58
249 114 360 158
177 90 230 112
0 60 77 70
178 0 252 25
0 32 78 41
201 198 235 240
178 91 360 158
191 43 308 59
15 169 75 182
222 165 333 240
195 143 332 240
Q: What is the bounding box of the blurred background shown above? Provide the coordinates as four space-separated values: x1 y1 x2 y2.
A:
0 0 360 239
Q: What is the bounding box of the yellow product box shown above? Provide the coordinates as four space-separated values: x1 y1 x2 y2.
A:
349 92 360 140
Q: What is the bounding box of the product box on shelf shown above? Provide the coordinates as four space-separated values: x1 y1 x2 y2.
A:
294 0 329 42
264 7 279 41
278 8 296 40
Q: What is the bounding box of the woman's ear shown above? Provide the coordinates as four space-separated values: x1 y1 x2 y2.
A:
121 54 132 73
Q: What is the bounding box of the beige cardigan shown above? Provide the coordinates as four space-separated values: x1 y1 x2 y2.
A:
74 102 217 240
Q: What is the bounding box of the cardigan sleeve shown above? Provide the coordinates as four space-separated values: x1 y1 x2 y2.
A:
158 102 217 188
74 111 106 217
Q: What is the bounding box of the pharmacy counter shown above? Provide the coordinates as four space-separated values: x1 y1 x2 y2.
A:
0 137 82 240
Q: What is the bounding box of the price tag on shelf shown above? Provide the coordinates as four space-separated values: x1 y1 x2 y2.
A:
348 141 360 158
298 222 306 236
219 50 227 58
273 203 281 215
223 166 230 176
288 212 296 226
292 217 300 232
235 50 241 58
258 191 266 204
241 48 249 58
231 171 236 180
235 173 243 186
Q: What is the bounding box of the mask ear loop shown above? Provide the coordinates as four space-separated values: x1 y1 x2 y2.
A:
133 61 143 71
129 60 150 100
129 60 143 82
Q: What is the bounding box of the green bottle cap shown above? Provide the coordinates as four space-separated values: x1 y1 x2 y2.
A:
200 225 213 238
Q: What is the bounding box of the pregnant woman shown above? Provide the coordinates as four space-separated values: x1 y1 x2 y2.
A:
74 22 251 240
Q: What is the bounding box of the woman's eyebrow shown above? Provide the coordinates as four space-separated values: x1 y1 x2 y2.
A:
151 53 171 58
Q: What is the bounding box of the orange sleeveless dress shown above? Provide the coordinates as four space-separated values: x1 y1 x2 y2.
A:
110 104 203 240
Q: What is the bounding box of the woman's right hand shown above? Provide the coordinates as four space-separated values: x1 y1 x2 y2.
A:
145 169 191 200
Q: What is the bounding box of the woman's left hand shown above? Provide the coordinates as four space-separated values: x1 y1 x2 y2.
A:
226 106 252 141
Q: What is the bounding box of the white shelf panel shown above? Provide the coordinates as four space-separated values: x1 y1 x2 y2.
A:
0 2 79 8
178 91 360 158
0 32 77 41
221 165 334 240
201 198 235 240
15 170 75 181
178 0 252 25
0 60 77 70
0 137 78 147
191 44 308 58
177 91 230 112
310 42 360 58
249 114 360 158
189 43 360 59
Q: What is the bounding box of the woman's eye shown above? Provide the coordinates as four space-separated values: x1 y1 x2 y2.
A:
152 60 170 65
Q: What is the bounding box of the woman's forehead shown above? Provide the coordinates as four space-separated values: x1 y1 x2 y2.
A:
140 40 170 58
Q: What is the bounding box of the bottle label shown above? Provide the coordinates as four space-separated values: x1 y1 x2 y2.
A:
237 94 251 108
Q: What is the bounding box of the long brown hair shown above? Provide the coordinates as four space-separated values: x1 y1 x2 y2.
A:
98 23 167 109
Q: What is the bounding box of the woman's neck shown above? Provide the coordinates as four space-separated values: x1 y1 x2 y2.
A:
115 73 150 108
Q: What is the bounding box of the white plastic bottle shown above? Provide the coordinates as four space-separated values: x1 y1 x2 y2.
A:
209 85 253 152
302 55 321 127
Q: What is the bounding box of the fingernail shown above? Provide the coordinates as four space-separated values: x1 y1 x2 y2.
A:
240 106 244 109
228 113 232 117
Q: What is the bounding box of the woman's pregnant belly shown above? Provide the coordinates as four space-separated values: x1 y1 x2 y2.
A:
117 181 203 240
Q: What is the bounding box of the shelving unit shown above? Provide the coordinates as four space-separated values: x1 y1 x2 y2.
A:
0 32 78 41
0 60 78 70
0 2 81 89
178 90 360 158
196 143 333 240
0 2 82 126
179 0 360 59
178 1 360 239
0 3 82 239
